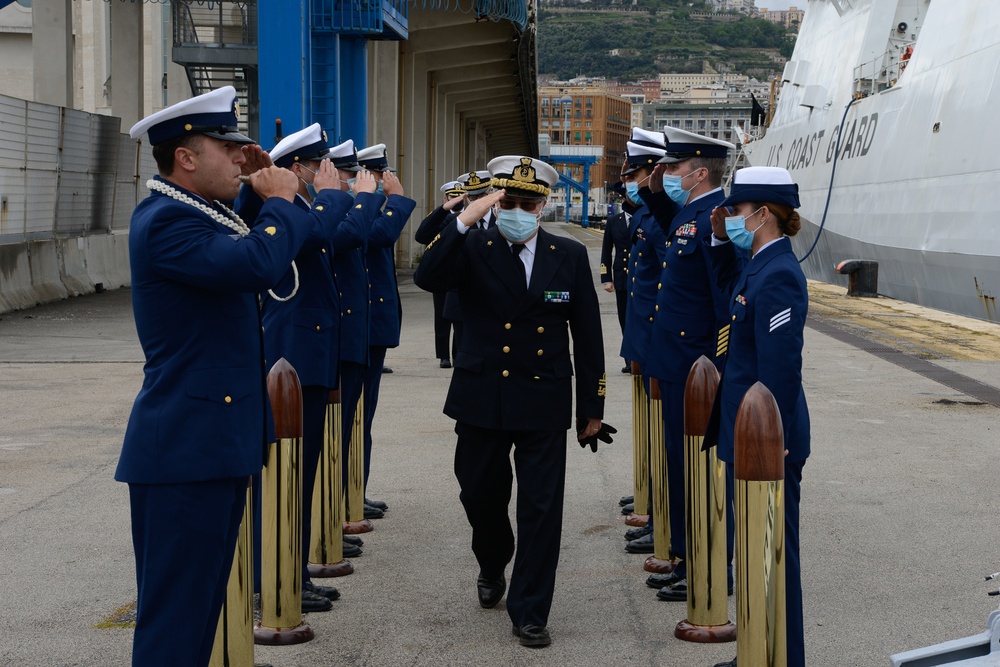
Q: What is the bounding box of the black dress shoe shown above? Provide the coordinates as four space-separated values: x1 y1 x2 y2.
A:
624 533 655 554
624 524 652 541
365 497 389 511
363 504 384 519
303 580 340 601
343 534 363 547
382 366 393 374
512 624 551 648
476 572 506 609
619 495 634 507
621 365 631 373
342 541 363 558
440 359 452 368
656 577 733 601
713 659 736 667
301 589 333 612
620 502 635 515
646 572 682 589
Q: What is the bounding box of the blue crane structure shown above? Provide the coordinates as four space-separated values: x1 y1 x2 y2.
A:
540 140 603 228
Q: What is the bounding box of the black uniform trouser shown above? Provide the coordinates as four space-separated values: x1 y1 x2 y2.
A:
362 346 387 492
129 477 246 667
453 422 567 628
432 292 452 360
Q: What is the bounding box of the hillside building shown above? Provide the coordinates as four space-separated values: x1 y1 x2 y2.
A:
538 85 630 187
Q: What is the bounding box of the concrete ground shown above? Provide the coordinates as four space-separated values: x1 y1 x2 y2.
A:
1 220 999 666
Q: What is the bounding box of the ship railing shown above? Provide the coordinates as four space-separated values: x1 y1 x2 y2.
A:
853 42 914 99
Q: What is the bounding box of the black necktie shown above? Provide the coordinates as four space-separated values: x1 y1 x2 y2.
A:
511 243 527 288
478 220 486 230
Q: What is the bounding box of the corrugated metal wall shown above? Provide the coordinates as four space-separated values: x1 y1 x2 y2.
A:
0 93 154 245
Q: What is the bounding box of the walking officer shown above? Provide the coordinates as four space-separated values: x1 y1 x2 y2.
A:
599 180 636 373
413 155 613 648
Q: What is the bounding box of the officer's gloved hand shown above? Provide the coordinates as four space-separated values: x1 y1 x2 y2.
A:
576 419 617 453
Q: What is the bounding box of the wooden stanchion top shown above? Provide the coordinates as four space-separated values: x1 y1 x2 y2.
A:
631 361 642 376
267 357 303 439
648 376 661 401
734 382 784 482
684 356 719 437
328 388 342 404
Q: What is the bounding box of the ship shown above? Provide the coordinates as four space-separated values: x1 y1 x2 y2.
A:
740 0 1000 322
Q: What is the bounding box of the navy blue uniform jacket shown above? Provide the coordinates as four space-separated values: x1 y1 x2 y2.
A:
706 236 810 463
117 178 312 484
644 189 731 383
367 194 415 347
236 187 360 387
620 204 671 366
599 211 630 291
332 192 386 365
414 220 605 431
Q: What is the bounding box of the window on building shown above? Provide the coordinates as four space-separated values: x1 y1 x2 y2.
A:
541 120 549 128
711 132 719 139
687 111 693 117
685 120 693 129
725 120 732 128
575 121 581 127
541 108 548 117
586 121 592 127
586 97 593 107
712 120 719 128
541 98 549 106
586 110 592 118
575 110 581 118
575 131 581 141
698 120 706 129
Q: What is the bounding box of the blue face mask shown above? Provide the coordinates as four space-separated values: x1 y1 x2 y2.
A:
305 182 318 200
347 177 357 198
496 208 538 243
375 181 384 196
662 168 700 207
724 207 765 251
625 181 644 206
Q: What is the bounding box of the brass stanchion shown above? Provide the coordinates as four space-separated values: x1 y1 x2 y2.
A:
644 376 676 574
254 358 314 646
675 356 736 643
344 393 373 535
735 382 786 666
308 389 354 577
629 362 651 523
210 479 265 667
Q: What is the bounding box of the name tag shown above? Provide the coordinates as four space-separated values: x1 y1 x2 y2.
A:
544 291 570 303
676 238 688 245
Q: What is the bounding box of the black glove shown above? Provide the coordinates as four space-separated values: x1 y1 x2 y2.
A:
576 420 617 453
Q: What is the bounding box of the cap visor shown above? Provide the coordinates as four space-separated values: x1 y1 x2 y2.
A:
656 155 685 164
203 130 256 145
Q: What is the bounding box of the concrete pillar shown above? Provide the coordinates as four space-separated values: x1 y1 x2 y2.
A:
400 49 429 268
32 0 73 107
109 0 143 130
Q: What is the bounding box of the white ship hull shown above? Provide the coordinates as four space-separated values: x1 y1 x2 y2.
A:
743 0 1000 321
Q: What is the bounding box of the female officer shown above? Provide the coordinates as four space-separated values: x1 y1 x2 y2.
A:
705 166 809 667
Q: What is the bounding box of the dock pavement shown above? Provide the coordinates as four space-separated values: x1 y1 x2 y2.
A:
1 220 999 666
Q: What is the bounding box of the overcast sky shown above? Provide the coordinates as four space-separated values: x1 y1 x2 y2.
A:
755 0 797 9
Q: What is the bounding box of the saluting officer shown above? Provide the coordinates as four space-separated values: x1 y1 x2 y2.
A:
414 180 468 367
355 143 416 512
237 124 365 611
413 156 612 649
118 86 313 667
600 180 637 373
618 128 675 553
641 128 737 598
328 141 382 518
705 166 809 667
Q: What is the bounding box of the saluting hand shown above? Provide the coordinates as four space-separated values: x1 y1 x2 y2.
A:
382 171 404 197
457 189 505 227
241 145 273 176
648 164 665 194
443 194 467 212
709 206 732 241
313 158 340 193
354 169 378 194
250 166 298 202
